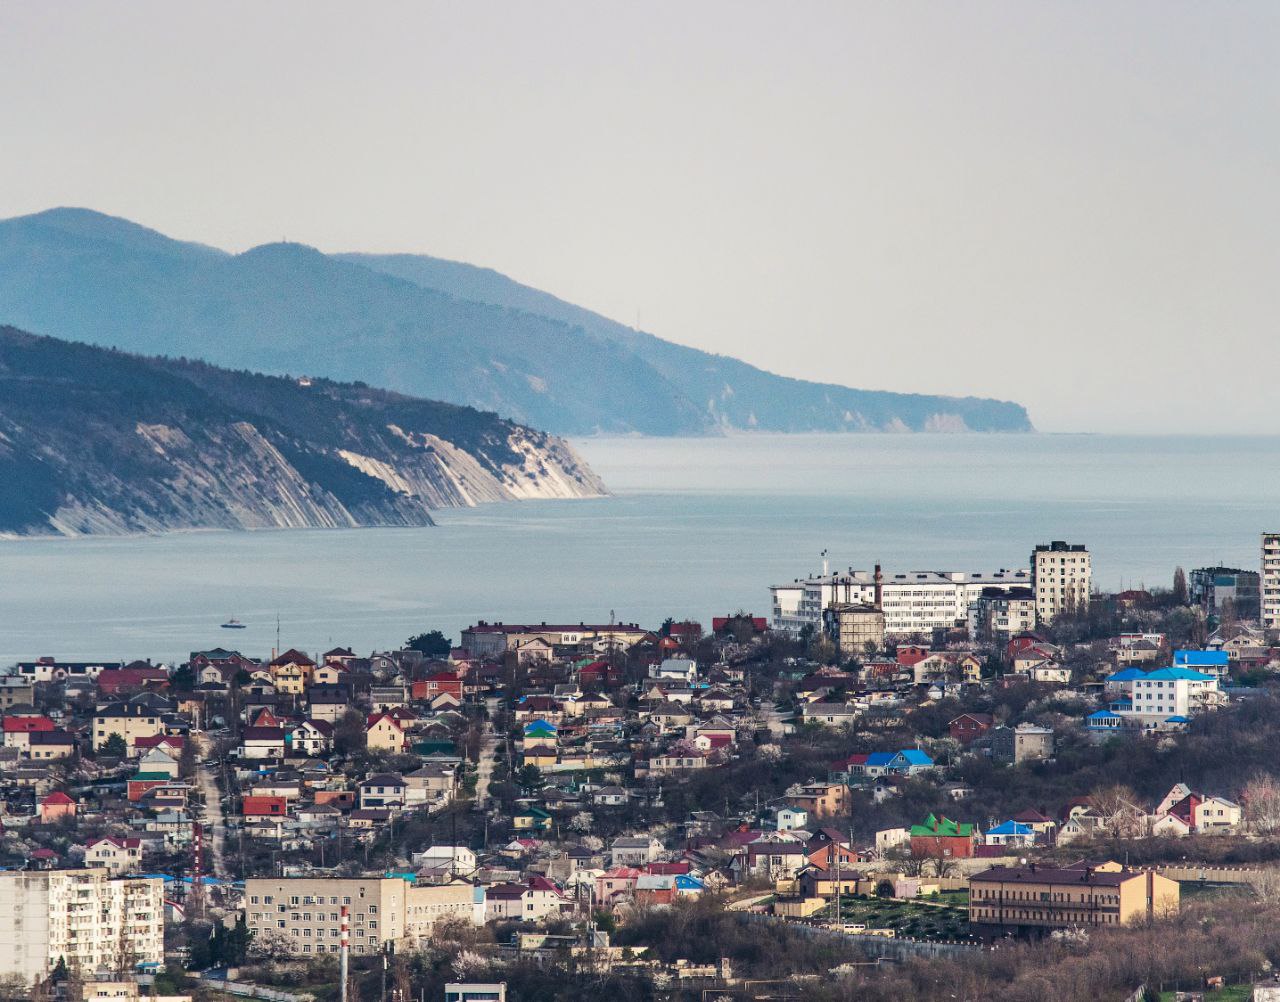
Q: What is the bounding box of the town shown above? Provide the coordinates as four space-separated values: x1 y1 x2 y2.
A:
5 537 1280 1002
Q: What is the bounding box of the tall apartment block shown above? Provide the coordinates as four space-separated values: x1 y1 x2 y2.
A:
0 869 164 985
1030 541 1091 625
1263 533 1280 632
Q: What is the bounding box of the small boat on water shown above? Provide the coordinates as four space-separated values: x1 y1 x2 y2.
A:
221 618 247 630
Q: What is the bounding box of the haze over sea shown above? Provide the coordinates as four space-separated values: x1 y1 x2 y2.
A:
1 434 1276 665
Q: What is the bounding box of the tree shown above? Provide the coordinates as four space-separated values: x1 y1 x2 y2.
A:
516 765 544 795
101 734 127 759
333 708 367 756
568 811 594 834
1172 567 1188 606
405 631 452 658
1241 774 1280 835
248 928 294 962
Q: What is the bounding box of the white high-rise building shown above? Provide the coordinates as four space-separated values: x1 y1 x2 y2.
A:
0 869 164 985
1030 541 1091 625
771 567 1030 638
1262 533 1280 632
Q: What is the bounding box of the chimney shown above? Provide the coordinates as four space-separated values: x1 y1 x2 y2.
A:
874 564 884 611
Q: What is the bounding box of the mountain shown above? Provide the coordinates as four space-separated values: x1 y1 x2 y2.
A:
0 208 1033 435
0 326 605 537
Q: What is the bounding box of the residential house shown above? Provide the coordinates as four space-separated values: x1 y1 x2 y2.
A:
611 837 663 867
83 836 143 875
909 815 976 858
359 773 407 811
366 713 408 754
949 713 994 745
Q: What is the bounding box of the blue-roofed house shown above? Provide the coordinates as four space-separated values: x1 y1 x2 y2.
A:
1104 667 1147 694
1084 708 1124 734
983 820 1037 847
1173 649 1230 679
887 749 937 776
862 751 898 777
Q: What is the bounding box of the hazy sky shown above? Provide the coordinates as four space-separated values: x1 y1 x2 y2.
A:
2 1 1277 433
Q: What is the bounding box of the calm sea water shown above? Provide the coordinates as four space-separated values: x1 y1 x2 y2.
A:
2 434 1277 665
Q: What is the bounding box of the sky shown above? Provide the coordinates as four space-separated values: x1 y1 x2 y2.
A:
1 1 1277 433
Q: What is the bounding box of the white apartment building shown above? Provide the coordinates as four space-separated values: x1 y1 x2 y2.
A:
0 869 164 984
1110 667 1223 727
771 567 1030 638
1030 541 1091 625
244 877 482 956
1263 533 1280 632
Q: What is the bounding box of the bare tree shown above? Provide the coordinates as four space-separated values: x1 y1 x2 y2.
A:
1172 567 1188 606
1089 784 1147 838
1242 774 1280 835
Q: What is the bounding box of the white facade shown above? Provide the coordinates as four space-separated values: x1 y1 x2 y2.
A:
771 568 1030 638
1031 541 1091 625
0 870 164 985
1111 668 1222 726
1263 533 1280 632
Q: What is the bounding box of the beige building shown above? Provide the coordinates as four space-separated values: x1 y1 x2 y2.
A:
823 603 886 656
93 704 165 752
1030 541 1091 625
1263 533 1280 632
460 621 648 658
969 860 1178 939
244 877 481 956
0 869 164 984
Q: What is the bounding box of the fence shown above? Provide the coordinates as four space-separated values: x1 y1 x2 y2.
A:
197 977 315 1002
740 911 980 961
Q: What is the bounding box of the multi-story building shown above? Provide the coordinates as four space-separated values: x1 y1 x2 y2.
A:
1263 533 1280 632
1030 541 1091 625
968 860 1178 939
822 603 886 655
460 622 648 658
0 869 164 984
1189 566 1260 618
92 702 167 752
772 567 1030 638
970 587 1036 643
989 723 1054 764
1114 667 1222 726
244 876 481 957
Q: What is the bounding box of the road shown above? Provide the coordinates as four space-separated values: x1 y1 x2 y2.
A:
473 696 502 809
195 745 227 879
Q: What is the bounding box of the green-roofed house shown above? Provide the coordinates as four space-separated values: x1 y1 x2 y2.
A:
909 813 977 859
513 806 553 832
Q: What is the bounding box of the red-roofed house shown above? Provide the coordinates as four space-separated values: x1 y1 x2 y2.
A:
242 795 288 819
3 715 55 751
96 666 170 697
595 867 643 905
949 713 994 745
39 791 76 823
84 836 142 875
693 732 733 752
412 672 463 701
366 713 407 754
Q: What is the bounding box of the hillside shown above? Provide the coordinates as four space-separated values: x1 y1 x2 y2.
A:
0 208 1033 435
0 326 605 537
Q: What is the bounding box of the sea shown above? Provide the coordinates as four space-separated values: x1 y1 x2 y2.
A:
2 433 1278 666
